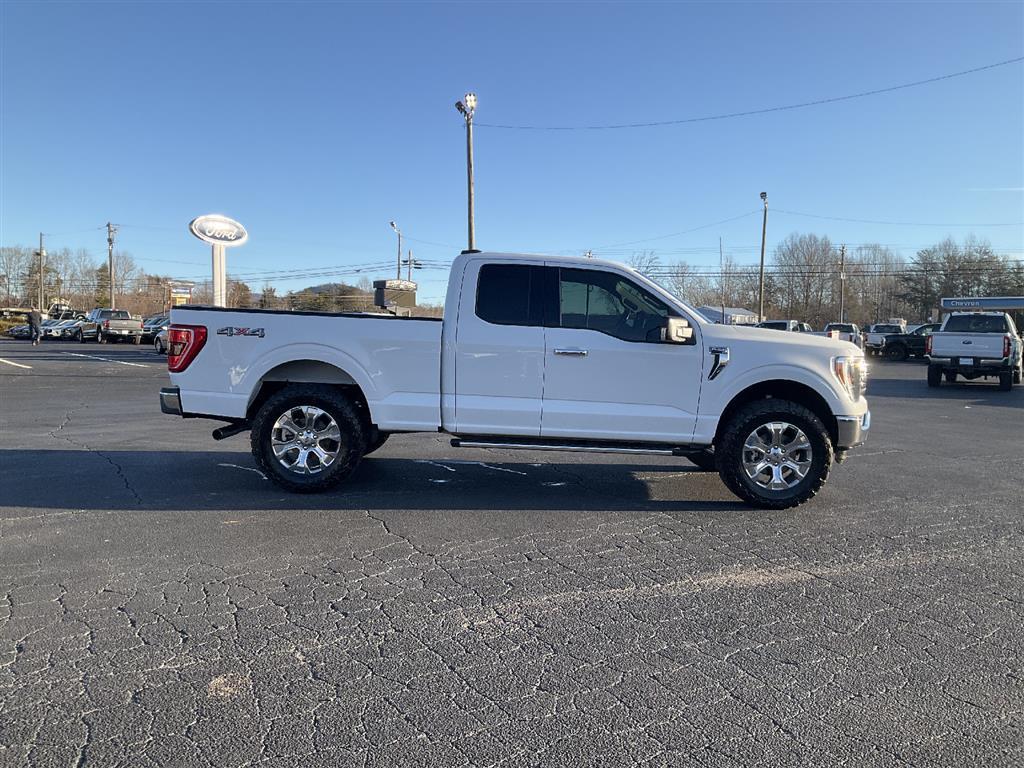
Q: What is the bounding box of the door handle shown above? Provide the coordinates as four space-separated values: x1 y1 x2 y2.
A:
553 348 588 357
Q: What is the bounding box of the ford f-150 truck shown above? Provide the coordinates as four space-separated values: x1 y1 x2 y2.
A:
159 252 870 509
926 312 1022 390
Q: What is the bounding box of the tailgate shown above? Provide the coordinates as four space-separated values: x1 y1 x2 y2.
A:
932 333 1006 358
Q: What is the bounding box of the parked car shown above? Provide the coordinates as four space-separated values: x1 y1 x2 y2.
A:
865 322 907 356
44 319 81 339
77 308 144 344
756 320 814 333
879 323 940 361
60 319 85 339
926 312 1022 390
159 251 871 510
142 315 170 341
153 328 169 354
6 323 31 339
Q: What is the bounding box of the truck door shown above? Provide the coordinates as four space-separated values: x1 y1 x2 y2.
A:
452 261 551 436
541 266 703 443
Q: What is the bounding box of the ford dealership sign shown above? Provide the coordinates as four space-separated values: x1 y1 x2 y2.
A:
189 214 248 247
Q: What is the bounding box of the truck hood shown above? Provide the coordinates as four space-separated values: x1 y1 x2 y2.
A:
702 323 863 357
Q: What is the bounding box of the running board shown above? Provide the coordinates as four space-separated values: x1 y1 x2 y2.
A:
450 437 703 457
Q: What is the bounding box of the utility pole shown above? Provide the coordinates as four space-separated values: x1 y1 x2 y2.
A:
407 249 413 281
720 237 726 325
455 93 477 251
757 192 768 322
36 232 46 310
838 244 847 323
106 222 118 308
389 221 402 279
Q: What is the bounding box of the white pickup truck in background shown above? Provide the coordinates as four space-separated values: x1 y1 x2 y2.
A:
160 252 870 509
926 312 1023 390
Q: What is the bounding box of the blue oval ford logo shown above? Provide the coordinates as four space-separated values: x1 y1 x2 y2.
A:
189 214 248 247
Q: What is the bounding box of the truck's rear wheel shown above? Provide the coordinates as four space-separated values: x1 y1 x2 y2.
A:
945 371 957 384
96 331 106 344
885 344 908 361
927 365 942 387
716 400 832 510
1014 365 1022 385
250 385 365 493
998 371 1013 391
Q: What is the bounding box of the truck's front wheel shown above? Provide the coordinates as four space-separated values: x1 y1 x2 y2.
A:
716 400 832 510
250 385 365 493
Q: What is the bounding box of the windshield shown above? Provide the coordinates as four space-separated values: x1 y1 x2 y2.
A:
827 323 855 332
759 321 788 330
943 314 1008 333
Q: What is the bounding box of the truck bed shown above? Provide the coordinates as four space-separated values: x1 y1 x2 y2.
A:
930 332 1008 362
168 306 443 430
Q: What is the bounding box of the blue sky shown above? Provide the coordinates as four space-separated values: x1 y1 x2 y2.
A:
2 0 1022 302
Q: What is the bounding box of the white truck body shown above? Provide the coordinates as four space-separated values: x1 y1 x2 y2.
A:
161 252 871 509
927 312 1022 390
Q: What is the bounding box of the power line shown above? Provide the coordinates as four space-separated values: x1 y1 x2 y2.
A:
774 208 1024 228
475 56 1024 130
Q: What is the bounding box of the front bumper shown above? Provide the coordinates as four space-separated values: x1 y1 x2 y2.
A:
160 386 183 416
836 410 870 449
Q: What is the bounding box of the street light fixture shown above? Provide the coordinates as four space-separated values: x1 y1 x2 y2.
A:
455 92 477 252
389 221 402 279
757 192 768 322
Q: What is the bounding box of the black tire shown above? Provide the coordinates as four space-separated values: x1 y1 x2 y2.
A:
132 334 141 345
944 371 957 384
96 331 106 344
686 448 717 472
154 338 164 354
75 329 83 343
363 430 390 456
998 371 1013 391
885 344 907 362
250 385 365 493
927 365 942 387
1014 366 1022 385
715 399 832 510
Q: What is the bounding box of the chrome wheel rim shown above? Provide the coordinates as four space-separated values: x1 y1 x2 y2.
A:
270 405 342 475
741 421 812 491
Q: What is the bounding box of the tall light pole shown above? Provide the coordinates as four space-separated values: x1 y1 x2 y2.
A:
389 221 402 279
107 222 118 308
455 92 477 251
757 192 768 322
36 233 46 310
839 244 847 323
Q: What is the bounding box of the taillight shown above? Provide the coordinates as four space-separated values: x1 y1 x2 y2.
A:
167 324 207 373
103 320 110 329
1004 335 1011 358
925 335 933 355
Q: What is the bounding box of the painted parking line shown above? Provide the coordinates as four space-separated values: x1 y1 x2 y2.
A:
63 352 149 368
0 357 32 369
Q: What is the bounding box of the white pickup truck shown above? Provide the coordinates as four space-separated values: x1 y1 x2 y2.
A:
159 252 870 509
926 311 1023 391
865 322 906 356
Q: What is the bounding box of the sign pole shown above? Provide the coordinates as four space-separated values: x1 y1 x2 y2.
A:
212 243 226 306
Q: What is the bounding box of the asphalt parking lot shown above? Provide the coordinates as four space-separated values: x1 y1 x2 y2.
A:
0 338 1021 767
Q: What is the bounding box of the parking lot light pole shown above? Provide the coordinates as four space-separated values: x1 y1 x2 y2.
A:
757 192 768 322
455 93 477 251
389 221 402 279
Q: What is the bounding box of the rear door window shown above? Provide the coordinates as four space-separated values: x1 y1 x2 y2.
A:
475 264 555 327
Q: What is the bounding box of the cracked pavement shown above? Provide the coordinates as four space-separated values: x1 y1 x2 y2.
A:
0 340 1021 766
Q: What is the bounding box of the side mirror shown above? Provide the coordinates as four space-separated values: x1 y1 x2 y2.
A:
665 316 695 344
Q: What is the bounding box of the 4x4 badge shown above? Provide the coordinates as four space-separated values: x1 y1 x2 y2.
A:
217 327 265 338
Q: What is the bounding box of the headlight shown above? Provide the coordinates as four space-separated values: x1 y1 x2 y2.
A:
832 355 867 402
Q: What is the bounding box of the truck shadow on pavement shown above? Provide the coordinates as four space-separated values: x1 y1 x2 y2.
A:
0 450 748 513
866 371 1024 404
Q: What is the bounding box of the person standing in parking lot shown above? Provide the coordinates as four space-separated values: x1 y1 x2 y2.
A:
28 306 43 346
